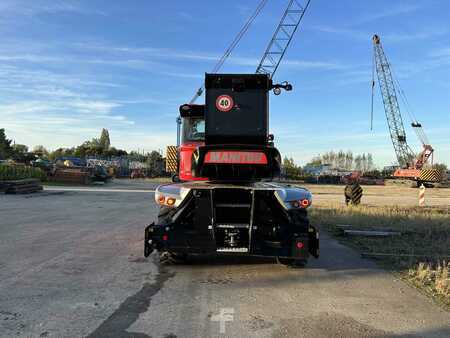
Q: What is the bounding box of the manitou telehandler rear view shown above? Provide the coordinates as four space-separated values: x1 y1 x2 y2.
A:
144 0 318 266
144 73 319 266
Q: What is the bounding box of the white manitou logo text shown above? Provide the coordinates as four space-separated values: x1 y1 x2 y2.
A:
211 308 235 334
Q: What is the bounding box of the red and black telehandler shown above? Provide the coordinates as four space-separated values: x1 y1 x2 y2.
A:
144 73 319 266
144 1 319 266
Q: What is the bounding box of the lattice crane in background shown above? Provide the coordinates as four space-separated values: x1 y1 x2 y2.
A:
371 34 442 183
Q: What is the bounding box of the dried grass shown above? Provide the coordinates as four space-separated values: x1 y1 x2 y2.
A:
409 261 450 304
310 204 450 307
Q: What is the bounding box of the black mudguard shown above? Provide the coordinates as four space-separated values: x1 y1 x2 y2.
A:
144 223 154 257
308 226 319 258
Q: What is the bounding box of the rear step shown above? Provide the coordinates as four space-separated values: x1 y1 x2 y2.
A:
217 247 249 253
216 223 250 228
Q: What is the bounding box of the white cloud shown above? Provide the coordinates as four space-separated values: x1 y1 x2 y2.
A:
283 59 347 71
311 24 447 44
0 0 105 18
68 100 122 114
72 42 347 72
429 47 450 58
353 3 422 25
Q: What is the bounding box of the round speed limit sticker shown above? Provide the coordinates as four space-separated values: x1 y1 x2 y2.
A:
215 95 234 112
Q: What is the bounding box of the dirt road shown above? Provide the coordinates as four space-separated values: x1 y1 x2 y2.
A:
0 183 449 337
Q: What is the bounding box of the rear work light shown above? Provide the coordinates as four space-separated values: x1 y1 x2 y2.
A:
154 185 191 208
158 195 166 204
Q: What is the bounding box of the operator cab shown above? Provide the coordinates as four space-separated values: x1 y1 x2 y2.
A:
182 116 205 143
178 104 206 181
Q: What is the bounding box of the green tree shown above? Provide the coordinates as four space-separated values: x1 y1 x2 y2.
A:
12 144 28 155
367 153 374 171
32 145 49 158
307 155 322 167
361 153 367 172
49 148 66 160
104 147 127 157
345 151 354 170
147 150 163 176
99 128 111 151
354 155 362 171
283 157 302 179
0 128 13 159
48 147 76 160
11 144 34 162
129 150 147 162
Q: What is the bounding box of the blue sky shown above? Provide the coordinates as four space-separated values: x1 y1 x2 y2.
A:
1 0 449 167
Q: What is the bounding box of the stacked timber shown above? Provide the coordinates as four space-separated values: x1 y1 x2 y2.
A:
49 167 91 185
2 179 43 194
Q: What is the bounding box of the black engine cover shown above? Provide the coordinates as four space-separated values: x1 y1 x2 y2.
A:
205 74 271 146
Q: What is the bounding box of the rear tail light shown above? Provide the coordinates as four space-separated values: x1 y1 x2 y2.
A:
290 199 310 209
157 194 176 207
301 199 309 207
154 186 191 208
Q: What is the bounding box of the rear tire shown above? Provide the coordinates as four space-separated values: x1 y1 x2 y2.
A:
160 251 188 265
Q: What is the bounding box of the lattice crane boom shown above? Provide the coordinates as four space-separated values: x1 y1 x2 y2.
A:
190 0 312 103
256 0 311 78
372 34 416 168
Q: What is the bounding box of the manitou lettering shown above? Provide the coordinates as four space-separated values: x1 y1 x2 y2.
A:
204 151 268 164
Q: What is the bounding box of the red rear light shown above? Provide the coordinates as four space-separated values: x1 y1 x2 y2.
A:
290 199 310 208
296 241 304 249
158 195 165 204
162 235 168 241
301 199 309 207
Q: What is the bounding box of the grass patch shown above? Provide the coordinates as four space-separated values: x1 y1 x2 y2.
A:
310 204 450 308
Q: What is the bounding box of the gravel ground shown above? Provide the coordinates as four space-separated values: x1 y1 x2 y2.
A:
0 181 449 337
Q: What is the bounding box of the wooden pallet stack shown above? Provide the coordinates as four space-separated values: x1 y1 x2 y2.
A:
49 167 91 185
1 179 43 194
